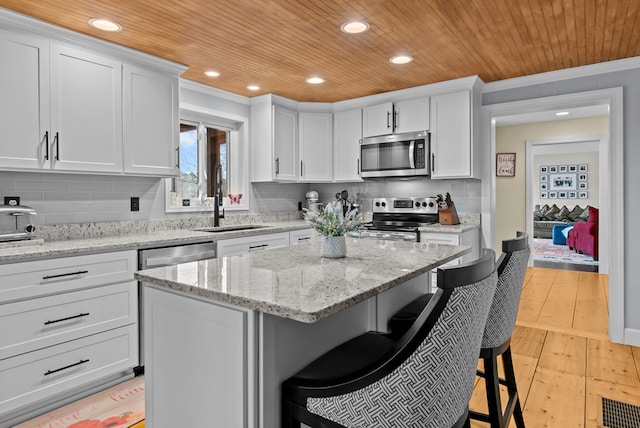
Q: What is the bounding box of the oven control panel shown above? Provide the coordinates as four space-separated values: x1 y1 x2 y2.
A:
372 197 438 214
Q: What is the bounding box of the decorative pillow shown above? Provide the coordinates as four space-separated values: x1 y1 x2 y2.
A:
567 205 584 222
561 225 574 239
588 206 599 223
555 206 571 222
543 204 560 221
578 206 591 221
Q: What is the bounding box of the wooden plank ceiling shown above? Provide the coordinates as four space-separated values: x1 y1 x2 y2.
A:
1 0 639 102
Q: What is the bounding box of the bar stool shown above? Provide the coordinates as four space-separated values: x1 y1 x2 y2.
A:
281 249 498 428
387 232 530 428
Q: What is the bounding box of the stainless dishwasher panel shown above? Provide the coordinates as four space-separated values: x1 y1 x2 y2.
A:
136 241 217 373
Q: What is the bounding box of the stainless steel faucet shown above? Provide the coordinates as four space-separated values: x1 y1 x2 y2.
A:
213 163 225 227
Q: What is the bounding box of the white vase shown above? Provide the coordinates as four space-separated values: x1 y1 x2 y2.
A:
321 235 347 258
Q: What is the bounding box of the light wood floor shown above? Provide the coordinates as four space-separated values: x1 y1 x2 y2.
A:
469 267 640 428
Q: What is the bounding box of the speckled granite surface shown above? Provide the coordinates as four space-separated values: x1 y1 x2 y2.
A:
0 220 309 263
135 236 471 323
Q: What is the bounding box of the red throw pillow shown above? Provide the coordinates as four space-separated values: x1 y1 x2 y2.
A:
588 206 599 223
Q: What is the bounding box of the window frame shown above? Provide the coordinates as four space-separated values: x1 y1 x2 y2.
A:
165 104 249 213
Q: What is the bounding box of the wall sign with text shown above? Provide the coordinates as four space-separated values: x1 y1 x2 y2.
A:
496 153 516 177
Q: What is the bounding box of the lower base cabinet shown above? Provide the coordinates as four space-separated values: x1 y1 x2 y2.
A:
143 273 429 428
0 324 138 417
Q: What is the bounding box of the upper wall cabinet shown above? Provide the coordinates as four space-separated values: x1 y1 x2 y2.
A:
333 109 362 182
0 31 49 170
299 112 333 182
0 20 184 177
123 65 179 176
429 89 480 179
251 95 298 182
49 44 123 173
362 97 429 138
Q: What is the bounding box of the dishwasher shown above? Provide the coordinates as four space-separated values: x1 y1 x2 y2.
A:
135 240 217 375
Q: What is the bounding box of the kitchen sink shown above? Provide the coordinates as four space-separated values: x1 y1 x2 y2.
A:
192 224 268 233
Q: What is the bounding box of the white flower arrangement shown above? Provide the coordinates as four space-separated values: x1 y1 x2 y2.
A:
304 201 363 237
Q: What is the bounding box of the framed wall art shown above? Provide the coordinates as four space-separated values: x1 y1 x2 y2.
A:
496 153 516 176
549 173 577 191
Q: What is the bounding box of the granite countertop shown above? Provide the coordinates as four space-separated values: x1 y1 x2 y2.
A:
0 220 310 263
135 236 471 323
419 222 481 233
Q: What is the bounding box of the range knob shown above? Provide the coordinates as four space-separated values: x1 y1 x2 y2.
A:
422 202 427 207
381 202 386 207
375 201 381 207
415 202 420 208
428 201 435 208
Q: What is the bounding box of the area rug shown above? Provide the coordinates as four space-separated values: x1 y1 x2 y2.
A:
599 396 640 427
14 376 144 428
533 237 598 266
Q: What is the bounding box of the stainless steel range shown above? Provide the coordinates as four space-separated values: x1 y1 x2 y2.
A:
352 197 439 242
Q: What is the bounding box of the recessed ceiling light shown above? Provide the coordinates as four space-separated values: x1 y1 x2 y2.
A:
204 70 220 77
389 55 413 65
556 111 570 116
341 21 369 34
305 76 325 85
247 85 260 91
88 18 122 32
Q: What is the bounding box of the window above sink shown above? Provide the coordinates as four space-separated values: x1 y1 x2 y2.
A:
165 104 249 213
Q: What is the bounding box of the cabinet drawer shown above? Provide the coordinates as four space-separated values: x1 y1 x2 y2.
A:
0 250 137 303
0 324 138 416
0 281 137 360
217 232 289 257
289 229 314 246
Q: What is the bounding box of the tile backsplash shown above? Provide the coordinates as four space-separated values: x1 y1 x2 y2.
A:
1 171 480 226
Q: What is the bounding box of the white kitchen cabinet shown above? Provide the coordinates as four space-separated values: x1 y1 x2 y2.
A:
289 228 314 245
420 229 481 291
123 64 179 176
217 232 290 257
299 112 333 182
0 30 49 170
333 109 363 182
0 250 138 420
251 96 298 182
429 90 480 179
144 286 253 428
49 43 123 173
393 97 430 134
362 98 429 138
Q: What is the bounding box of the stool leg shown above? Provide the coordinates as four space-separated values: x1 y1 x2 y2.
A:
483 354 505 428
502 347 525 428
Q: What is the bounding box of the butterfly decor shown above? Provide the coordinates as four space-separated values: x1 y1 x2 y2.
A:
228 194 243 204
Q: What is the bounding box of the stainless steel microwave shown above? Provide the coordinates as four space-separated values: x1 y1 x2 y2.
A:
359 130 430 178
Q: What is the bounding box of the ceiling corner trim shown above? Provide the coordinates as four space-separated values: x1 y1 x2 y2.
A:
180 79 251 105
484 56 640 93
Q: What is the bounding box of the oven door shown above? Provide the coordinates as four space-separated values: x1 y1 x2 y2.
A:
359 133 429 178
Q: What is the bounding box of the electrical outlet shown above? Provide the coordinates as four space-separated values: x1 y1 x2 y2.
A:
4 196 20 206
298 201 303 211
130 197 140 212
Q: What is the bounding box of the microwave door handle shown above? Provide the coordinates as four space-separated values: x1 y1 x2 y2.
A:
408 140 415 169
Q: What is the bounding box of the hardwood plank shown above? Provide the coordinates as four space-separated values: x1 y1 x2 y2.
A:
573 272 608 335
537 331 587 376
511 325 546 360
536 269 578 329
633 346 640 380
587 338 640 388
522 367 585 427
517 268 556 323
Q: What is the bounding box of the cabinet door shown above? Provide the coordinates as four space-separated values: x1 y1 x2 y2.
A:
289 229 314 245
362 102 393 138
299 112 332 182
273 105 298 181
217 232 290 257
430 91 472 179
394 97 430 134
123 64 179 176
0 31 49 170
50 44 123 173
333 109 362 182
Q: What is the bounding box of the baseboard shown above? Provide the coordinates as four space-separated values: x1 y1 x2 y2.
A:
624 328 640 347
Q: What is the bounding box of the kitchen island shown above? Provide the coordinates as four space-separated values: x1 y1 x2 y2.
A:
135 236 471 428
